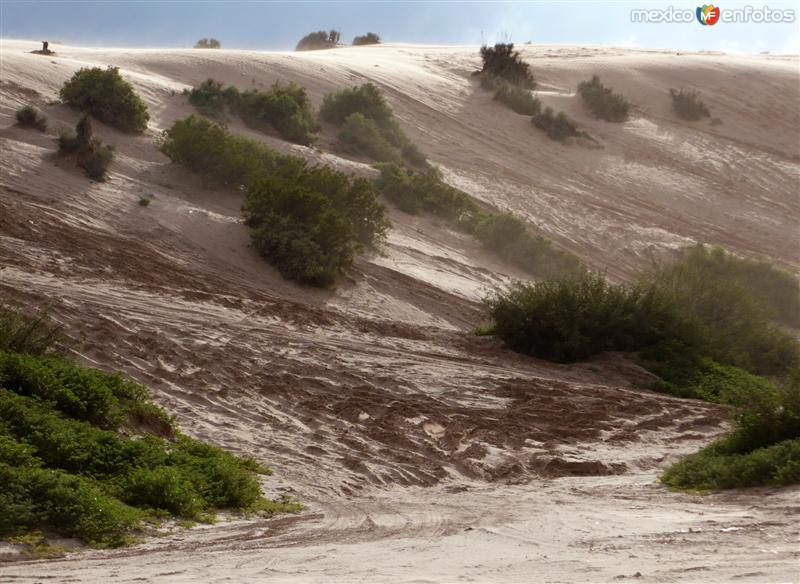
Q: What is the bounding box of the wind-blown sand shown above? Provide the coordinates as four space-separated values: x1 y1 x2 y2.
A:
0 39 798 582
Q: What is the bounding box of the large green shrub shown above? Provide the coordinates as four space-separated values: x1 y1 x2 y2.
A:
532 107 584 142
478 44 535 89
338 112 399 162
59 67 149 133
577 75 630 122
669 88 711 121
15 105 48 131
160 116 388 286
320 83 426 166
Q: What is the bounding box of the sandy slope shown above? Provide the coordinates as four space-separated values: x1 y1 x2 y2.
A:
0 39 798 582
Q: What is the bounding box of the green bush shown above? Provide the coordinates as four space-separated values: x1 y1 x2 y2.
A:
194 38 221 49
160 116 388 286
669 88 710 121
493 83 541 115
15 105 47 131
59 67 149 133
320 83 425 166
352 32 381 46
296 30 339 51
577 75 630 122
477 44 535 89
0 305 65 356
532 107 584 141
235 82 319 146
57 114 114 181
338 113 399 162
188 79 318 145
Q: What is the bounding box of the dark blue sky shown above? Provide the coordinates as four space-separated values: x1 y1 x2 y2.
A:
2 1 798 53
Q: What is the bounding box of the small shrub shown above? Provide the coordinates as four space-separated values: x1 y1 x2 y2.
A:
15 105 47 131
669 88 710 121
188 78 236 117
478 43 535 89
296 30 340 51
59 67 149 133
194 38 221 49
321 83 425 166
338 113 399 162
138 197 150 207
532 107 584 142
577 75 630 122
352 32 381 46
493 83 541 115
57 114 114 181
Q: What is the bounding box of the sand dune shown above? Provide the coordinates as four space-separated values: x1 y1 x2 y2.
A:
0 39 798 582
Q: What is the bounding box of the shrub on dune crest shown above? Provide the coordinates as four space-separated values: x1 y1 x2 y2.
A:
59 67 149 134
194 38 221 49
352 32 381 46
296 30 340 51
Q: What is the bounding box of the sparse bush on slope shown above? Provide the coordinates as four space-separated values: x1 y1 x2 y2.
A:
577 75 630 122
59 67 149 133
296 30 340 51
321 83 426 166
352 32 381 46
15 105 47 131
160 115 388 286
493 84 541 116
374 163 581 278
0 306 299 547
669 88 711 121
477 43 535 89
57 114 114 181
194 38 221 49
188 79 319 146
532 107 585 142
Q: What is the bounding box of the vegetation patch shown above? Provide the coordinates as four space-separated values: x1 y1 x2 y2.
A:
669 88 711 121
577 75 630 122
532 107 585 142
320 83 426 167
352 33 381 46
194 38 221 49
57 114 114 181
476 43 535 89
493 84 541 116
0 306 299 549
59 67 149 134
296 30 340 51
375 163 581 278
481 244 800 489
188 79 319 146
15 105 48 131
160 115 388 286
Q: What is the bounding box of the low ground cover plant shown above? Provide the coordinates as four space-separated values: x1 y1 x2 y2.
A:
669 88 711 121
532 107 585 141
0 306 299 548
15 105 48 131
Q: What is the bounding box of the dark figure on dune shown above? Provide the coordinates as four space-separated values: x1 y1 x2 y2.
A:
42 41 49 52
